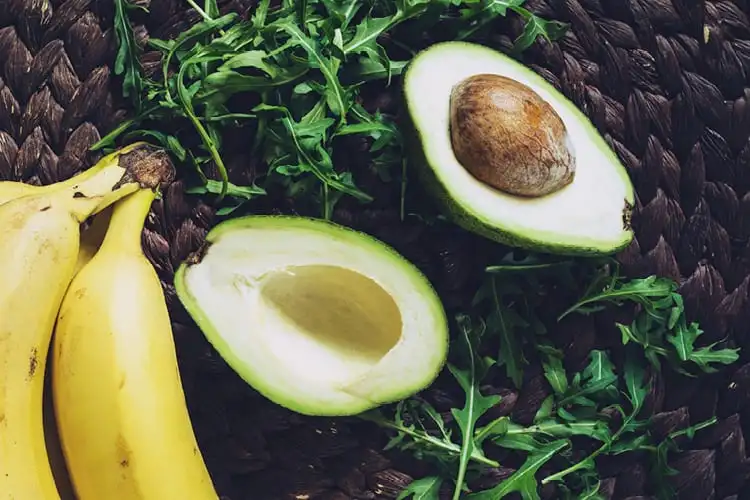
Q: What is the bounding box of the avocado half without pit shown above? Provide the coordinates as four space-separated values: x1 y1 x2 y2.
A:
404 41 635 256
174 216 449 417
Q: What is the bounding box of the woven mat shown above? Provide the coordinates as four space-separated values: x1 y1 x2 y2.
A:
2 0 750 498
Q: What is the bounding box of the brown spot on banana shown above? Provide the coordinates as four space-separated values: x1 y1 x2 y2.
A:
28 347 38 380
116 434 132 470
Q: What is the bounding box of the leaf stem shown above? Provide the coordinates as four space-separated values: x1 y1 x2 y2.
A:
186 0 213 21
177 62 230 201
541 412 636 485
360 415 500 468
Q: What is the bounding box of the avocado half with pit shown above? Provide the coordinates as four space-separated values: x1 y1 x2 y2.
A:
174 216 449 416
403 41 635 256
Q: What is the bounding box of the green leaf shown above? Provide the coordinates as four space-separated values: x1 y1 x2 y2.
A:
448 314 502 500
161 13 239 99
186 179 266 200
466 440 569 500
344 16 394 56
397 476 443 500
667 320 740 371
487 277 527 388
483 418 610 452
509 6 569 53
342 58 408 83
559 274 677 320
280 22 349 118
623 352 648 413
359 400 499 469
542 354 568 396
582 350 617 389
320 0 363 29
666 320 698 361
113 0 147 112
688 342 740 370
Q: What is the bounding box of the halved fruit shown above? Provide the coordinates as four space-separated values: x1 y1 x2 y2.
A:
403 41 635 256
174 216 449 416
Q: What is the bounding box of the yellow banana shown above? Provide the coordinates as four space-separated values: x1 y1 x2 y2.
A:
1 165 116 500
0 155 120 206
0 142 174 500
42 361 76 500
43 207 113 500
52 188 218 500
0 164 114 277
73 206 112 276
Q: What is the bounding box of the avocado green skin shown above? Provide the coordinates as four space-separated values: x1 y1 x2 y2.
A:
400 42 636 257
174 215 450 417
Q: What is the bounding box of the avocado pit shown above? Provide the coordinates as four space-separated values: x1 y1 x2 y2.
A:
449 73 576 197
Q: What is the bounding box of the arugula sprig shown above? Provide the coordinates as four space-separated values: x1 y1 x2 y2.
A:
561 273 740 374
448 314 503 500
372 257 740 499
107 0 566 215
363 314 502 499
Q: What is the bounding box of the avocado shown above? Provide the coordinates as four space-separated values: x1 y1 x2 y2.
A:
174 216 449 416
403 41 635 256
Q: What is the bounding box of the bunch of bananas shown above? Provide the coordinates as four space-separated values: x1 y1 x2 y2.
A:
0 143 218 500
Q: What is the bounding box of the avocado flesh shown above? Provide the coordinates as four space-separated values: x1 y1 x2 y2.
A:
174 216 449 417
404 41 635 256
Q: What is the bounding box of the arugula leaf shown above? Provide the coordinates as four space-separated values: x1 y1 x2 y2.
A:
359 400 500 469
688 342 740 370
542 351 648 486
466 440 569 500
281 23 349 118
113 0 147 112
582 350 618 392
478 417 610 452
486 276 527 388
647 417 717 499
536 342 568 397
559 274 677 320
623 352 648 413
666 321 739 371
397 476 443 500
507 4 569 53
561 272 740 375
185 179 267 215
449 314 502 500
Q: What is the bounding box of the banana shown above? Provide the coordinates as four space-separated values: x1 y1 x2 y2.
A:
42 359 76 500
0 182 39 205
0 164 114 278
0 156 119 206
73 206 112 276
44 207 113 500
0 142 174 500
52 188 218 500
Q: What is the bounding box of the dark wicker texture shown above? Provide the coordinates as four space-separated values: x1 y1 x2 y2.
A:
2 0 750 498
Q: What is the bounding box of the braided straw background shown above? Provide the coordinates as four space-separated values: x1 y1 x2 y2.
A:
2 0 750 498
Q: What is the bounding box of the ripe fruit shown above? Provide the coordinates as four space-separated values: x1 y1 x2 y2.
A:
0 143 174 500
53 188 217 500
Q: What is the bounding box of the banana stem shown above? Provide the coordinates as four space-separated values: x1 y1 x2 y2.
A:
100 188 157 254
63 143 174 223
0 143 147 207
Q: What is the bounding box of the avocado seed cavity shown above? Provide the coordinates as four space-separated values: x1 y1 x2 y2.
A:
449 73 576 197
